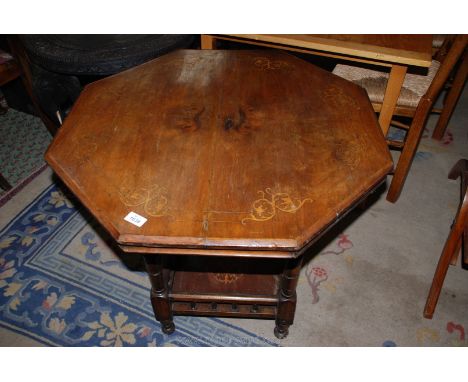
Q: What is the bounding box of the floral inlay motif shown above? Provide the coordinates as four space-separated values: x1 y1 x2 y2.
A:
241 188 312 225
119 184 168 217
212 273 243 284
253 57 290 71
323 85 360 110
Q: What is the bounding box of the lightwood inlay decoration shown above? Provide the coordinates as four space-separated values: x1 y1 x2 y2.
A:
241 188 312 225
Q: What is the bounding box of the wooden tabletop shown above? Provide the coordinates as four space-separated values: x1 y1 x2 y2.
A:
225 35 433 67
46 50 393 255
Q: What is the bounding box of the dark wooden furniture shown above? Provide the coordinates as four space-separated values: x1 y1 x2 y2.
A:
424 159 468 319
45 50 393 338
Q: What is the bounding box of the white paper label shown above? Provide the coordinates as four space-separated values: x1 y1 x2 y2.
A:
124 211 147 227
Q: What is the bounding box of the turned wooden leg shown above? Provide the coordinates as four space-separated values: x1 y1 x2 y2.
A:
144 255 175 334
275 257 303 339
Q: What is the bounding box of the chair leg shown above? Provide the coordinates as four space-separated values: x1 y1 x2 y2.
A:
424 189 468 319
449 159 468 267
432 51 467 140
386 101 430 203
450 237 462 266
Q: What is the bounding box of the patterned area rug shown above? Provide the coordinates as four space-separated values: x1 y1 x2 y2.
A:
0 176 277 346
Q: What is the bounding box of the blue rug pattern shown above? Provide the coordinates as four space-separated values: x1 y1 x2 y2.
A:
0 184 277 346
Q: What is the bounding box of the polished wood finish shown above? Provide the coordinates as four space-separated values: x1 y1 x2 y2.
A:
387 35 467 202
45 50 393 337
424 159 468 319
46 50 392 252
432 49 467 140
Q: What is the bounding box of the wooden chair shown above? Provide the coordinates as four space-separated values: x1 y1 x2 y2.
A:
431 48 467 140
424 159 468 319
333 35 467 203
432 34 450 59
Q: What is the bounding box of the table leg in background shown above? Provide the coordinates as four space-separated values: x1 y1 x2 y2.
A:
378 64 407 136
201 35 217 50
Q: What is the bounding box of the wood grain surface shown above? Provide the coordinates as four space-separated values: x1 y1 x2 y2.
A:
45 50 393 253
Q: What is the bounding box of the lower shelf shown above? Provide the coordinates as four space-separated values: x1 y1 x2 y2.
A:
170 270 280 301
168 269 280 319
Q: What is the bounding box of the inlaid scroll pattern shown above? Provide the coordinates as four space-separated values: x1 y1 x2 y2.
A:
253 57 290 71
72 136 98 167
334 138 363 169
119 184 168 217
241 188 312 225
212 273 243 284
323 85 360 110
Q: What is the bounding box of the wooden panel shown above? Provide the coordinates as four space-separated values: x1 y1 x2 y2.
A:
46 50 393 253
171 271 279 299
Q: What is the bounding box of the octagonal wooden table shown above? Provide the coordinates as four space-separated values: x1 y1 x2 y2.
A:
45 50 393 339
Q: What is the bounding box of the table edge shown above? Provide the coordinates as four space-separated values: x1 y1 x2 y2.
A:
212 34 432 67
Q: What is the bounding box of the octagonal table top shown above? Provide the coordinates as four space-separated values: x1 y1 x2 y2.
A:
45 49 393 257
